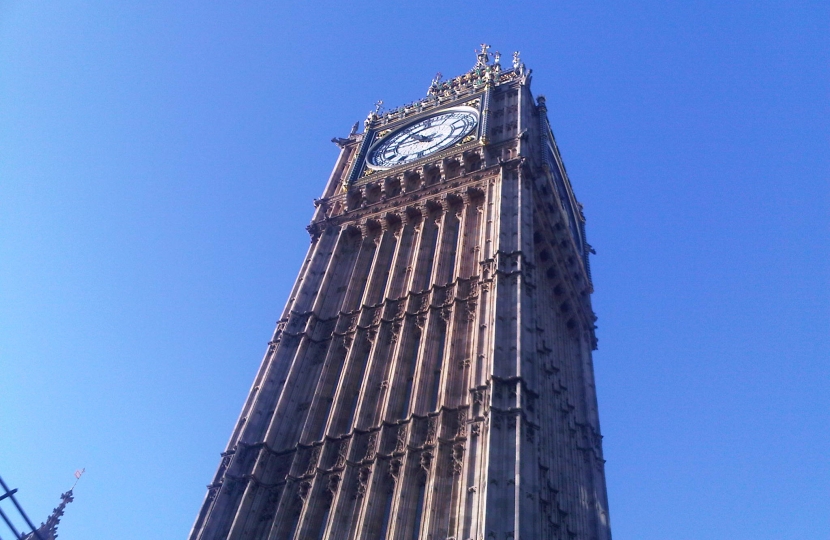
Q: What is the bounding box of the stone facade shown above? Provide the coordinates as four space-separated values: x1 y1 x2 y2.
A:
190 47 611 540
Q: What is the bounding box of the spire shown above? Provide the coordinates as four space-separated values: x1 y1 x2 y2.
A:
24 470 82 540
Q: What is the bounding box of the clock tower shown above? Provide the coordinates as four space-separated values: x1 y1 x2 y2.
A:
190 46 612 540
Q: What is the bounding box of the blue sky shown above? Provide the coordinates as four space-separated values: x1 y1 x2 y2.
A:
1 1 827 538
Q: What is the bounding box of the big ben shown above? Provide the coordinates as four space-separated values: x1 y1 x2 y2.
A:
190 45 612 540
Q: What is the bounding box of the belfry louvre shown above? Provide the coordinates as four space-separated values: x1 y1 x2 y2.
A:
190 46 612 540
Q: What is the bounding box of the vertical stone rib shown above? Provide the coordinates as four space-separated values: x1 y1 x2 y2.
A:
223 226 363 540
390 452 427 540
273 242 354 456
436 201 467 412
389 205 435 419
265 481 302 540
389 190 445 536
422 199 467 540
387 209 421 300
199 227 341 540
351 228 399 431
324 228 382 437
517 164 542 540
385 318 421 422
353 457 394 540
262 226 359 449
432 197 461 287
323 461 363 539
439 197 479 540
411 203 440 294
442 203 485 539
292 471 332 540
429 201 463 406
222 225 338 457
468 176 499 540
486 165 523 538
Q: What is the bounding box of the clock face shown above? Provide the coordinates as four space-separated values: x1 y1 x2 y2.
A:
367 106 479 169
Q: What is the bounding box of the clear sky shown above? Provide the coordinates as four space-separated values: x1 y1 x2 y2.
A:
1 1 827 539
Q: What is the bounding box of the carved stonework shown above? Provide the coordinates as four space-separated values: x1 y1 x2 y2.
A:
274 320 287 338
420 451 434 473
298 481 312 501
335 441 349 469
357 467 371 497
365 432 378 461
481 259 497 281
395 425 408 454
326 474 341 497
469 280 480 298
464 300 477 321
444 282 457 303
457 409 467 438
389 458 402 480
452 443 465 475
191 50 612 540
395 301 406 320
426 417 438 446
259 489 280 522
305 446 322 476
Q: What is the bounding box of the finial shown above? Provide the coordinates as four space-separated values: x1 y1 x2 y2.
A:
512 51 521 70
476 44 492 67
493 51 501 65
365 100 383 129
428 72 443 95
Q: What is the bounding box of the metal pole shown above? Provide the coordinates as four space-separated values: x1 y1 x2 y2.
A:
0 505 21 539
0 477 43 540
